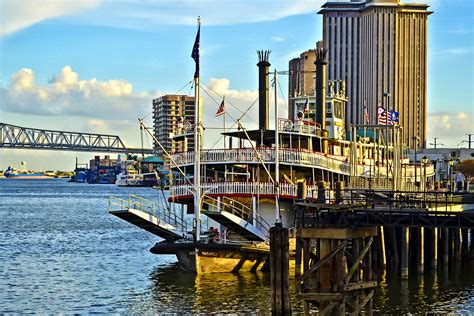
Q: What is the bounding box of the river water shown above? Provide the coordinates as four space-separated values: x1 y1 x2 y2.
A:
1 179 473 314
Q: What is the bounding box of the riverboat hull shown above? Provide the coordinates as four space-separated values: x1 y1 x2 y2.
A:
150 242 269 273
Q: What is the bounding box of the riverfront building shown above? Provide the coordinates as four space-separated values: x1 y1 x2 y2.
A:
152 95 195 158
318 0 432 148
288 50 316 121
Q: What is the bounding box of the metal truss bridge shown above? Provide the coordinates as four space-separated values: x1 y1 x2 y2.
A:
0 122 155 154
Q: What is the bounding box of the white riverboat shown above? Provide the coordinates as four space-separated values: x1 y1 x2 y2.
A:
109 24 434 273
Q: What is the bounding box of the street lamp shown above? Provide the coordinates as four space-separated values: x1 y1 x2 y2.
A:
448 158 454 192
422 155 429 191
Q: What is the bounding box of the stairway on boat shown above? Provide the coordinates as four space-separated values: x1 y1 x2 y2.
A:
202 196 270 242
108 194 187 241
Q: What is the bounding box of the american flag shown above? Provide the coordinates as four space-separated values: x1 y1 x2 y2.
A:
377 106 387 125
304 98 310 113
215 99 225 117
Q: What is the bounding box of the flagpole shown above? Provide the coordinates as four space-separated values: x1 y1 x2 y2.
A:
223 96 226 149
192 16 201 243
274 69 280 223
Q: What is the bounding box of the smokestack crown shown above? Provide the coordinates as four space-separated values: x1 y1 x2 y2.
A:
257 50 271 66
315 46 327 65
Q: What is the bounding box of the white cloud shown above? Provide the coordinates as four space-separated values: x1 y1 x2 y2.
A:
427 111 473 147
437 47 473 56
0 66 160 119
51 0 324 32
1 67 288 151
271 36 285 42
450 25 473 35
0 0 102 36
1 0 324 36
201 77 287 148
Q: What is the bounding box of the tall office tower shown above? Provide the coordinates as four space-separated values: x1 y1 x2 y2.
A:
318 0 432 148
152 95 195 158
288 50 316 121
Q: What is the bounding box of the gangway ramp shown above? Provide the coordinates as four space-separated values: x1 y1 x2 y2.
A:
109 195 186 241
202 197 270 242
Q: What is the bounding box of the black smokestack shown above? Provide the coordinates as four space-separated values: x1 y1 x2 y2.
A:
257 50 271 132
314 43 327 131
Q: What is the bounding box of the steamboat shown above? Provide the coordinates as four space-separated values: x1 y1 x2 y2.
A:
108 22 434 273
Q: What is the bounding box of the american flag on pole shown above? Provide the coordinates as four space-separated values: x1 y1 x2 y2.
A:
304 98 310 113
377 106 387 125
215 99 225 117
364 105 370 124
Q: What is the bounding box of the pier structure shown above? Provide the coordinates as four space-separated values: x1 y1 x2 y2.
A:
282 181 474 315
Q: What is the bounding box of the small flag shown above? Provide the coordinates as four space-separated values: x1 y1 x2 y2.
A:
364 105 370 124
377 106 387 125
388 109 399 125
215 99 225 117
191 19 200 78
304 98 310 113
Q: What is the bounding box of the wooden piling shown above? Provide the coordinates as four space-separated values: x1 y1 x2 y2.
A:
442 228 449 265
380 226 387 267
390 227 399 267
270 223 291 314
431 227 438 269
401 227 409 279
461 229 469 258
295 180 306 277
364 237 373 314
454 228 461 262
417 227 424 274
470 228 474 259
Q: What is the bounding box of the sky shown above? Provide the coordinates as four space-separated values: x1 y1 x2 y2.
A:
0 0 473 171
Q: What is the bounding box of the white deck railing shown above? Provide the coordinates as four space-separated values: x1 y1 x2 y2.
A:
171 182 319 199
171 148 351 174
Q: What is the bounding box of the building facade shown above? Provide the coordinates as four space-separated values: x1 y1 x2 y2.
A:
152 95 195 158
288 50 316 121
318 0 432 148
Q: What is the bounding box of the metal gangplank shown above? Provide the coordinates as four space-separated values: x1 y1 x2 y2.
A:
109 195 187 241
202 196 270 242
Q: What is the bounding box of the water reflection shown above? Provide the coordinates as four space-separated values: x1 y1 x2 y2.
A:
141 263 272 313
135 263 316 314
373 263 474 314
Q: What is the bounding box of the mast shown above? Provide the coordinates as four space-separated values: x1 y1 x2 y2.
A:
192 17 202 242
274 69 281 223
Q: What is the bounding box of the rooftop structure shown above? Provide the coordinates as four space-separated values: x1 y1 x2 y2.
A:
318 0 432 148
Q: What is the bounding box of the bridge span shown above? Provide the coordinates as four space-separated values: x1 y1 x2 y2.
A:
0 122 155 155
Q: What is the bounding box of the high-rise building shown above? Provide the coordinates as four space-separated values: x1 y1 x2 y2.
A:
288 50 316 121
152 95 195 158
318 0 432 148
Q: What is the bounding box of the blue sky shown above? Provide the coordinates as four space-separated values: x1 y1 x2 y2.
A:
0 0 473 170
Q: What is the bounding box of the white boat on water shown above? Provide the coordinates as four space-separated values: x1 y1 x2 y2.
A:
115 170 143 187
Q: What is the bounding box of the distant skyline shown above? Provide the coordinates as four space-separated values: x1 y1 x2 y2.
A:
0 0 473 170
